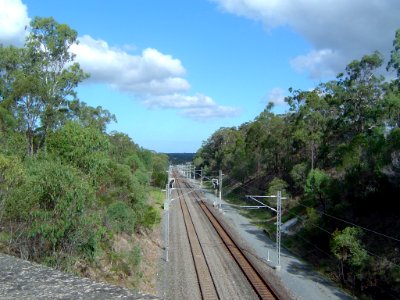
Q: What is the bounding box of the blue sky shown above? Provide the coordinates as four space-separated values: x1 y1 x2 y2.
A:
1 0 400 152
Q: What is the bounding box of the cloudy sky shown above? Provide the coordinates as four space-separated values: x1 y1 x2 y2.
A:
1 0 399 152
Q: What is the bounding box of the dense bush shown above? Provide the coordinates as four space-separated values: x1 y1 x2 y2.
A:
4 159 95 258
0 16 169 286
106 201 136 234
47 122 110 180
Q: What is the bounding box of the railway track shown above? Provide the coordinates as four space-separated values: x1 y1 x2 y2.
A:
173 173 278 300
176 178 219 299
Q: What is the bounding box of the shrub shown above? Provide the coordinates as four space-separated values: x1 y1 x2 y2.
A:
141 205 161 229
267 177 289 198
0 154 26 221
47 121 110 179
5 158 95 257
290 162 308 192
72 211 107 261
305 168 331 212
106 201 136 234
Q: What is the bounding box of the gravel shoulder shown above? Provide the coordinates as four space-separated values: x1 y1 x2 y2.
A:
158 191 201 300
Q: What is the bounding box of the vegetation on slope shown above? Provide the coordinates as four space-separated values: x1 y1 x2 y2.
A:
194 31 400 299
0 17 168 289
166 153 195 165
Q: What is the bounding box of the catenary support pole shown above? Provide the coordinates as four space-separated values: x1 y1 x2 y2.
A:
219 170 222 211
276 190 282 270
165 183 170 262
200 168 203 188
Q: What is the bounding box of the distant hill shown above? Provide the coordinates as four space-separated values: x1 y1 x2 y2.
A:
166 153 195 164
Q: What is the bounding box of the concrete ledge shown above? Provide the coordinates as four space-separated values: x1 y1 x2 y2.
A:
0 253 159 300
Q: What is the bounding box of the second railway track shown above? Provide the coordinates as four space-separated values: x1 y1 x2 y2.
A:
173 171 278 300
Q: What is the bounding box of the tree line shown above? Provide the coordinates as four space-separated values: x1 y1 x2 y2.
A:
0 17 168 285
194 31 400 298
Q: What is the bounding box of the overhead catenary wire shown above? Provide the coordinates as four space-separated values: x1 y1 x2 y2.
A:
218 173 400 266
296 203 400 243
283 209 400 269
216 170 400 244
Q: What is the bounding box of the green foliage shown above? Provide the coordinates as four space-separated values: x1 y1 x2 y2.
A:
3 17 89 155
331 227 369 281
140 206 161 229
104 160 146 205
303 207 320 233
5 159 94 255
124 153 145 172
151 154 169 187
0 15 166 289
108 244 143 287
168 153 195 164
69 100 116 132
47 121 110 178
0 154 26 221
0 131 27 158
108 132 138 163
0 153 25 190
387 29 400 78
72 211 107 261
106 201 136 234
267 177 289 198
305 169 331 212
129 245 142 269
152 170 167 188
290 163 308 192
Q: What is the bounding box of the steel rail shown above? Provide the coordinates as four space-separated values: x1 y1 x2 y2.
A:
180 176 279 300
175 178 219 300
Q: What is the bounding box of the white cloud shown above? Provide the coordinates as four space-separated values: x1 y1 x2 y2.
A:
0 0 30 45
143 93 215 109
71 35 189 95
290 49 344 78
181 106 240 120
212 0 400 78
266 87 286 106
0 3 240 121
71 35 239 120
143 93 240 120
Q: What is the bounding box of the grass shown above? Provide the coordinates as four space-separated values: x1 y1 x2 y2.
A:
148 188 165 208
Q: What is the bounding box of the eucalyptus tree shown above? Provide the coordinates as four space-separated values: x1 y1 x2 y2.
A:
13 17 88 154
0 45 22 134
324 52 384 140
68 100 116 132
286 89 328 170
11 49 46 155
385 29 400 128
387 29 400 80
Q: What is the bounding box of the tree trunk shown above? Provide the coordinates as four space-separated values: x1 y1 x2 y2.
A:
26 128 34 156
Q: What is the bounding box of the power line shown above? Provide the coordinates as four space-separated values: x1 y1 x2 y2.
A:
223 168 397 241
222 173 268 196
297 203 400 243
285 209 400 269
201 169 400 268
